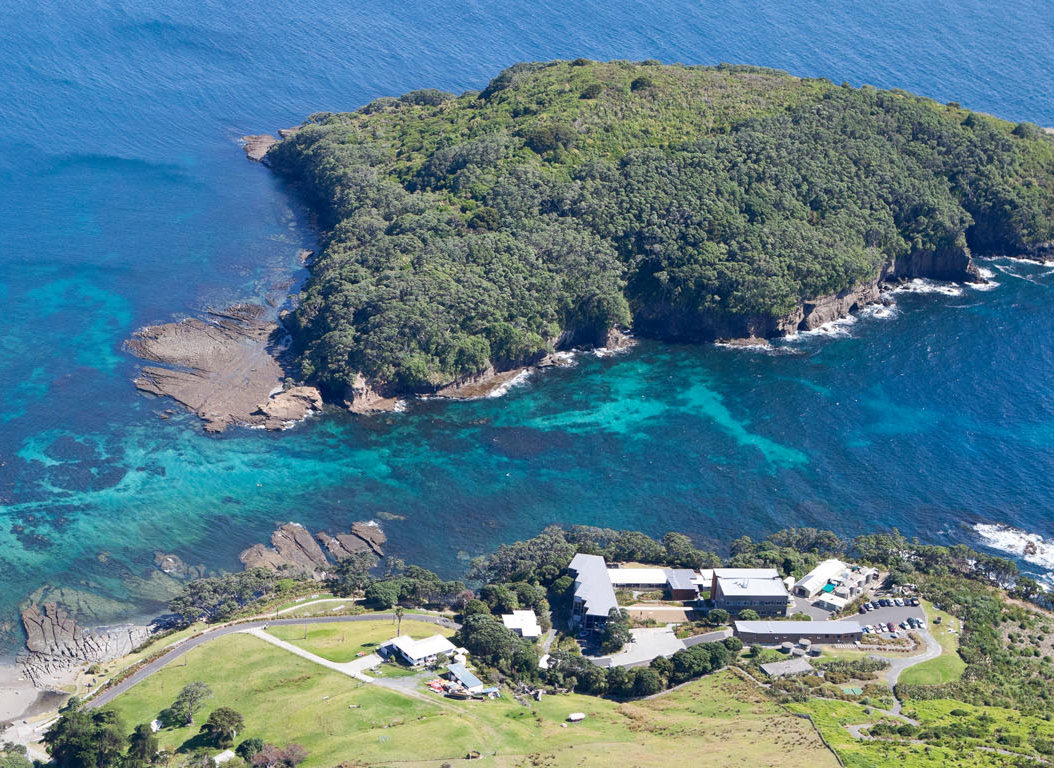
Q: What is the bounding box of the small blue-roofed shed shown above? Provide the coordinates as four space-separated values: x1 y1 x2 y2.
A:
447 662 484 694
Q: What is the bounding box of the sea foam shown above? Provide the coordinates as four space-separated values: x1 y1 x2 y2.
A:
891 278 965 297
974 523 1054 572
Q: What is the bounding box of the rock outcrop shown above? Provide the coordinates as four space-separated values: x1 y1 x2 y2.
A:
344 373 402 414
317 522 387 559
240 521 386 578
18 604 150 689
255 386 324 430
239 522 331 577
127 304 322 432
153 551 207 580
242 134 277 163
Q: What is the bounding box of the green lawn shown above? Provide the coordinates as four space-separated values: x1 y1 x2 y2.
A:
267 619 453 663
104 632 838 767
899 601 966 686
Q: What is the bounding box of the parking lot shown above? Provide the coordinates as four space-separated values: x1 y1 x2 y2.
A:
855 597 926 638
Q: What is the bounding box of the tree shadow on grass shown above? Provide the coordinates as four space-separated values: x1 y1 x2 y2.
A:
177 731 221 754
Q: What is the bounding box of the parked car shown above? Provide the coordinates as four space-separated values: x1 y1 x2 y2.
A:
894 598 904 607
910 597 920 606
880 599 891 607
900 621 909 630
887 622 896 632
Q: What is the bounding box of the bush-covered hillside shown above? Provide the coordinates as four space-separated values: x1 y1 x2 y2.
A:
267 60 1054 398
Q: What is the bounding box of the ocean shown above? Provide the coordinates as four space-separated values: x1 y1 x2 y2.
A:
2 0 1054 652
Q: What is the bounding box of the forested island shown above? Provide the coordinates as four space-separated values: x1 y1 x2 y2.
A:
263 59 1054 407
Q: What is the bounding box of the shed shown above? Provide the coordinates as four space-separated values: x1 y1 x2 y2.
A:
446 662 484 694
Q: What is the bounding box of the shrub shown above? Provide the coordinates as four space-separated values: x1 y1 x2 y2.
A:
580 84 603 100
630 76 654 92
523 123 576 153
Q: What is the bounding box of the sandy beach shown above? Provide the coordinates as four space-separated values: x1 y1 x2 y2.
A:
0 659 65 723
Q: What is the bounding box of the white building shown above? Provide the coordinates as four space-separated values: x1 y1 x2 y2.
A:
502 609 543 639
380 634 456 666
793 559 848 598
606 567 668 589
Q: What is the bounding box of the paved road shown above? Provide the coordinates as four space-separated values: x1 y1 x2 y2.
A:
241 627 382 680
85 613 459 711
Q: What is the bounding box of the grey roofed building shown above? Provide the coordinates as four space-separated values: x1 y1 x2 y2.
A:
569 553 619 632
734 620 862 645
760 657 815 678
446 662 484 693
711 570 790 617
665 568 700 599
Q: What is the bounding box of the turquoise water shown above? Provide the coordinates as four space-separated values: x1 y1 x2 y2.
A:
2 0 1054 650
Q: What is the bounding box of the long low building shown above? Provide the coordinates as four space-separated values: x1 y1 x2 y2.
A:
733 620 862 645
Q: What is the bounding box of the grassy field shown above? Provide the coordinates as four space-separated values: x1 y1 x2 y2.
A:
266 620 454 663
104 630 837 767
899 601 966 686
789 695 1054 767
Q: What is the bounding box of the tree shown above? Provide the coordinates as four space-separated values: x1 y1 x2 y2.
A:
737 609 760 621
127 724 158 766
456 614 523 669
707 609 729 626
395 606 404 636
236 738 265 762
252 744 308 768
0 743 31 768
364 581 400 609
600 607 632 654
327 551 376 596
43 702 127 768
632 667 663 697
461 598 491 617
200 707 244 747
172 682 212 725
480 584 519 614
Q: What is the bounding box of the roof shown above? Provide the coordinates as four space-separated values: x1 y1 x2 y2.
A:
735 620 861 635
447 662 483 690
817 594 848 609
607 567 668 586
569 553 618 618
502 610 542 637
794 559 847 593
716 576 789 598
761 658 814 677
387 634 456 662
666 569 700 592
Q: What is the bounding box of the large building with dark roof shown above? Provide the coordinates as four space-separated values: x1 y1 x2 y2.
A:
569 553 619 632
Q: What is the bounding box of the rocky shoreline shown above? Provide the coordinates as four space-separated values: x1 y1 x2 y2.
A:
239 520 387 578
132 136 1041 425
128 304 323 433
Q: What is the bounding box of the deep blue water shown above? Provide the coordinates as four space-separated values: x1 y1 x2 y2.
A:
2 0 1054 651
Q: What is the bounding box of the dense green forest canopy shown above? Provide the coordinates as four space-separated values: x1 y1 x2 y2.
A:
267 60 1054 396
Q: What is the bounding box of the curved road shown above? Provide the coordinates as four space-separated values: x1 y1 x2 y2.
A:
85 613 459 711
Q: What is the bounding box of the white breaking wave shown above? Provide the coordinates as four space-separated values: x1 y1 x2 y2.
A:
785 314 858 341
968 267 999 291
890 278 965 297
974 523 1054 572
486 369 533 398
857 301 900 321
